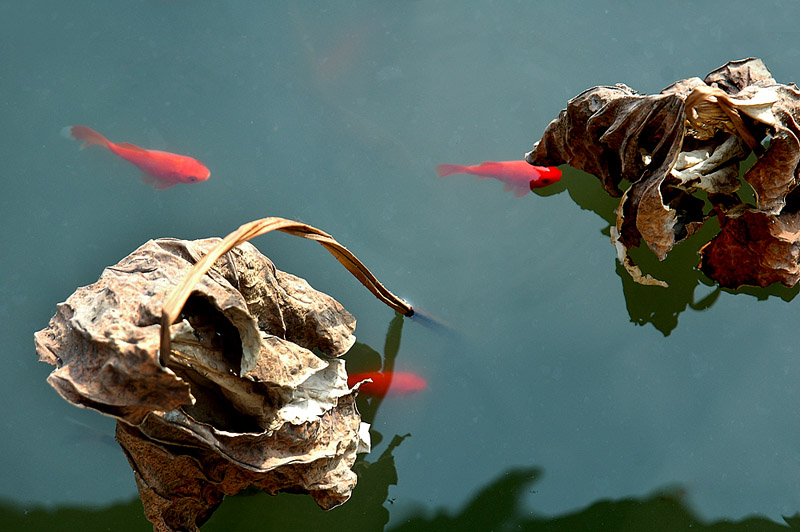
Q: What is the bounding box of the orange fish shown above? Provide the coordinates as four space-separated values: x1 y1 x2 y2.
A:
436 160 561 197
348 371 427 397
62 125 210 190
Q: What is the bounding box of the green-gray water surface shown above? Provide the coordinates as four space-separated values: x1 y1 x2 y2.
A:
3 2 800 530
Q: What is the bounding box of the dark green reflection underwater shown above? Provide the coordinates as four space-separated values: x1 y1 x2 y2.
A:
4 469 799 532
539 167 800 336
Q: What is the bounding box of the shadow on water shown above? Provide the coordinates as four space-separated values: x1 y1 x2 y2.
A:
344 312 407 437
345 309 461 428
4 465 798 532
391 468 800 532
537 167 800 336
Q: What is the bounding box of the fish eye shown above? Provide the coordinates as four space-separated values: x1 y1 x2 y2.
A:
189 176 198 182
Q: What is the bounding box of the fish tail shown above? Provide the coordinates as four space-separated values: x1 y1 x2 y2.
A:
61 125 110 150
435 164 467 177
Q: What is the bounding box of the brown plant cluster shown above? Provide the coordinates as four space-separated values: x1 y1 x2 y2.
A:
526 58 800 288
35 237 370 531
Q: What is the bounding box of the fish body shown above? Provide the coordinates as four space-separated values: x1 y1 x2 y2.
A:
63 125 210 189
436 160 561 197
348 371 427 397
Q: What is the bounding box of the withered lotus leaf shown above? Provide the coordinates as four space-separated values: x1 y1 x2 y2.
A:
35 236 372 532
527 58 800 289
698 208 800 288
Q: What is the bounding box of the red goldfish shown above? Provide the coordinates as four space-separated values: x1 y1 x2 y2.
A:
348 371 427 397
436 160 561 197
62 125 210 190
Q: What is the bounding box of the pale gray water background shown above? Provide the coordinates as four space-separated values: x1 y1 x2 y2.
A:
3 1 800 529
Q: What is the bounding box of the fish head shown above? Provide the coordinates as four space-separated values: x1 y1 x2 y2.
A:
529 166 562 189
182 157 211 184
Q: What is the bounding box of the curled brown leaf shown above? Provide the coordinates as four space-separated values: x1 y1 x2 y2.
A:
527 58 800 289
35 217 413 531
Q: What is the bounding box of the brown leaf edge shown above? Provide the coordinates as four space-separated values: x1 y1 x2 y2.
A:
159 217 413 363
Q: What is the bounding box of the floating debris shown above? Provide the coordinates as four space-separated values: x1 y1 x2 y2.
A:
527 58 800 288
34 217 412 532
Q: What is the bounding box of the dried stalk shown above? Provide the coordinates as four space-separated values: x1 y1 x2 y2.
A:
160 217 413 360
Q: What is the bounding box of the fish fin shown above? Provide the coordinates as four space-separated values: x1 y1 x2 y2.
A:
151 178 177 190
435 164 465 177
504 182 530 198
116 141 148 152
62 125 109 150
142 172 176 190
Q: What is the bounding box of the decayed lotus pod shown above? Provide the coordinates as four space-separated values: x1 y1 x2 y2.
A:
527 58 800 288
35 236 372 532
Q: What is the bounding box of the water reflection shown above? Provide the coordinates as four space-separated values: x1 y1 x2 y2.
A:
346 313 407 440
4 465 795 532
391 467 797 532
538 168 800 335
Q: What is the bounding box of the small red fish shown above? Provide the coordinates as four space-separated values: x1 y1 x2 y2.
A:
62 125 210 190
348 371 427 397
436 160 561 197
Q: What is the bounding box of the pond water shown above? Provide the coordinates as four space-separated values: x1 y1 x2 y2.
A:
3 1 800 531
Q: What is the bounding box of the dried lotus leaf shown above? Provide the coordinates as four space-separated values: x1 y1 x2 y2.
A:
527 58 800 289
702 57 775 94
35 217 412 531
699 208 800 288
